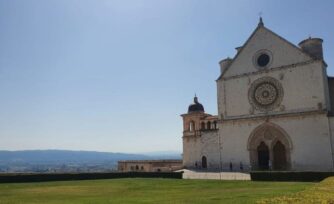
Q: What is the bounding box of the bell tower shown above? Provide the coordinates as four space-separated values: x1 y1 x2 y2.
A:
182 95 205 135
181 95 206 168
181 95 219 169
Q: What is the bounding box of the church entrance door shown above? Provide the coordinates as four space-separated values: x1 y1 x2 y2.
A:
248 123 292 171
257 142 269 170
202 156 207 168
273 141 287 170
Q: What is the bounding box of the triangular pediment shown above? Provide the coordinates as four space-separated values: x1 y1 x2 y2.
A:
219 25 313 79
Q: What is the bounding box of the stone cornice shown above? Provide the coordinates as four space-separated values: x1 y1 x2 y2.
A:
220 59 320 82
219 109 328 123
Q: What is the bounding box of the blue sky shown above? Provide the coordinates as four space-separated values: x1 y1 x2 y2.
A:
1 0 334 153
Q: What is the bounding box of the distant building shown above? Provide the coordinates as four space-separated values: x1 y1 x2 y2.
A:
118 160 182 172
182 18 334 172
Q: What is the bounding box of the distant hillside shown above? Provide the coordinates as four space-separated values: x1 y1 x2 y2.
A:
0 150 181 165
0 150 149 165
0 150 182 173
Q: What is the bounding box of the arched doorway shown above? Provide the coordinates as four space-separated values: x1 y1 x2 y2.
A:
273 141 287 170
248 123 292 171
257 142 269 170
202 156 207 168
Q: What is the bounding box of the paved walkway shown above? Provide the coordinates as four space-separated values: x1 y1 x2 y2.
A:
179 169 251 180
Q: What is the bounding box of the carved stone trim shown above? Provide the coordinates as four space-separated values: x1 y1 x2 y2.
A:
220 59 317 81
248 77 283 111
219 110 326 123
253 49 273 70
247 122 292 170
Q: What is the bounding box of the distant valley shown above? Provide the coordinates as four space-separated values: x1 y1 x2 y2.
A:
0 150 181 173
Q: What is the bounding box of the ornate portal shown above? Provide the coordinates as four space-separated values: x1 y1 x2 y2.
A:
248 77 283 111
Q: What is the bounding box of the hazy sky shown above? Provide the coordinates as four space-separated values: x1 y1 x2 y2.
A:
1 0 334 153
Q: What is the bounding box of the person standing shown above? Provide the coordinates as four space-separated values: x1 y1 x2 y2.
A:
268 160 272 171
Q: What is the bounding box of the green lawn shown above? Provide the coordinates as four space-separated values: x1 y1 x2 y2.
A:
0 178 313 204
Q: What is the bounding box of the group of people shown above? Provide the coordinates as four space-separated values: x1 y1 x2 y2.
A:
229 161 244 172
194 160 275 171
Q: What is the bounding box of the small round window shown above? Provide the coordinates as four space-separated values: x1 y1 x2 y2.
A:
253 50 273 69
257 54 270 67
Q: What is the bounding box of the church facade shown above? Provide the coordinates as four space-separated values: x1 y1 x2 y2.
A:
182 18 334 171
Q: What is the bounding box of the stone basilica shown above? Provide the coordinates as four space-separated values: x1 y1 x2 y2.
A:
181 18 334 171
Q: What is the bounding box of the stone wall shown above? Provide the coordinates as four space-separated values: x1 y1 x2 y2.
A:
183 130 219 170
223 26 311 78
183 23 334 172
218 61 328 120
118 160 182 172
219 113 334 171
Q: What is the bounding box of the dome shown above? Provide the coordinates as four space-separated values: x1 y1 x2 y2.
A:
188 96 205 113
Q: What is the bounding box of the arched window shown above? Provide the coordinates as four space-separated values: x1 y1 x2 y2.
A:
201 122 205 130
141 166 144 171
189 121 195 131
207 121 211 130
135 165 139 170
202 156 207 168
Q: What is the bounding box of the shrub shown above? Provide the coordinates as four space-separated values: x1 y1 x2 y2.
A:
251 171 334 182
0 172 183 183
257 176 334 204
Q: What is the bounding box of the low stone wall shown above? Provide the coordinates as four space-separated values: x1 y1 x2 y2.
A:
181 169 250 180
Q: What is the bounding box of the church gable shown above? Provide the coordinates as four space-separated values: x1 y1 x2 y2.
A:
221 24 313 79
